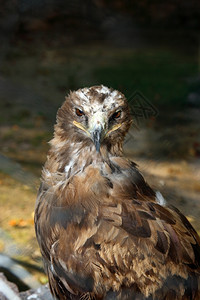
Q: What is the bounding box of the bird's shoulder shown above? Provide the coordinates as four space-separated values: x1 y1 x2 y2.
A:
35 157 200 298
36 157 200 270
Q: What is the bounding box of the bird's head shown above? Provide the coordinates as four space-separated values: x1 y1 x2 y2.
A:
56 85 132 153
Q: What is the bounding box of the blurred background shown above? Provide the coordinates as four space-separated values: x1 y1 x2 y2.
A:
0 0 200 295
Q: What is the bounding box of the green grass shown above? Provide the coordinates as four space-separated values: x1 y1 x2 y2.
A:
1 44 198 128
94 50 198 109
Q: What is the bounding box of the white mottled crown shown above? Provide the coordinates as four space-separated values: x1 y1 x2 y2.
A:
73 85 125 114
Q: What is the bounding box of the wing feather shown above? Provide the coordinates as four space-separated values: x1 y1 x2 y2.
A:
35 163 200 299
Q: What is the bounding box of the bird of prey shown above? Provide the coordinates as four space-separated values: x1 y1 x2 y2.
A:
35 85 200 300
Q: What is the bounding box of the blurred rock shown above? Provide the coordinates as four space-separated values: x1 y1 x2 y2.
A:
0 272 53 300
0 154 37 189
20 284 53 300
187 92 200 107
0 272 20 300
0 254 40 291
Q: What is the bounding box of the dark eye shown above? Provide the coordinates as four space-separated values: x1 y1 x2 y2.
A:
112 110 121 119
75 108 84 117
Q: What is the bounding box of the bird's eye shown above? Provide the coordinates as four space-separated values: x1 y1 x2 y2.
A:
112 110 121 119
75 108 84 117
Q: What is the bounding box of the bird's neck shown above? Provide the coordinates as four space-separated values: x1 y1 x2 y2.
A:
44 135 123 178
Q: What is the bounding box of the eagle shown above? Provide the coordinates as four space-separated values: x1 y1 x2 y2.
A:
35 85 200 300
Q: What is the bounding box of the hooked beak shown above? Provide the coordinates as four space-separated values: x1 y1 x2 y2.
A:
73 118 105 152
73 111 122 152
91 126 104 152
89 113 106 152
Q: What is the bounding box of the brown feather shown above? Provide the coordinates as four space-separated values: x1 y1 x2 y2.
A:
35 85 200 300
